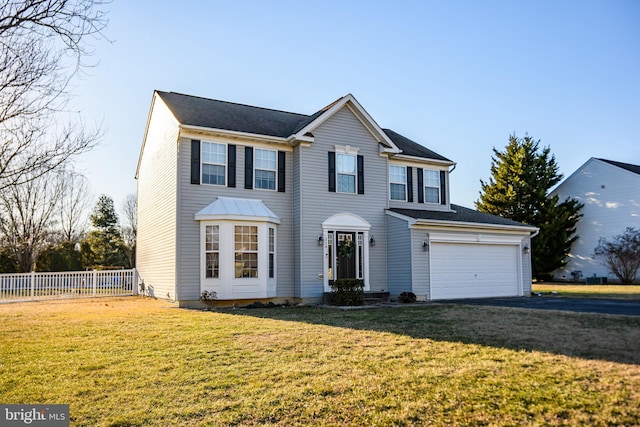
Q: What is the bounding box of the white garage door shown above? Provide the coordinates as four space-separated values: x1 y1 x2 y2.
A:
430 243 520 300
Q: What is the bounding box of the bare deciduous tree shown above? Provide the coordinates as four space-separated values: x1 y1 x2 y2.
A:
0 0 109 190
58 168 92 243
121 193 136 268
0 170 66 271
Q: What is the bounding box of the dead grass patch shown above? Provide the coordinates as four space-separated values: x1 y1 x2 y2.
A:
1 297 639 426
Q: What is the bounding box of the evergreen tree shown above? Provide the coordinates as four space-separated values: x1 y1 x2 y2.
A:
476 134 583 278
83 195 126 268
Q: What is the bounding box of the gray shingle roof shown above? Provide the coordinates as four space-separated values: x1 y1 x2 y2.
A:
389 204 532 228
598 158 640 176
156 91 450 162
157 91 315 138
383 129 452 162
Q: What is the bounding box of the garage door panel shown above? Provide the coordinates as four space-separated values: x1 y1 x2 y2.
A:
430 243 519 300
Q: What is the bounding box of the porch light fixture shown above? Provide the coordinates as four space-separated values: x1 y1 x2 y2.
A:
422 241 429 251
523 244 530 254
369 236 375 247
317 235 324 245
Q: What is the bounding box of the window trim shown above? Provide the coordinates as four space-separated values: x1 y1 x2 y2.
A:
204 225 219 279
423 169 441 204
201 141 227 186
254 148 277 191
234 225 259 278
389 165 407 201
336 152 357 194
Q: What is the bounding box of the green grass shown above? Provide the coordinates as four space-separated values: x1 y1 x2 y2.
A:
1 297 639 426
533 283 640 300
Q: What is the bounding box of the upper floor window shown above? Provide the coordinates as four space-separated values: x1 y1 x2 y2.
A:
337 153 356 193
255 149 277 190
389 165 407 201
424 169 440 203
202 142 226 185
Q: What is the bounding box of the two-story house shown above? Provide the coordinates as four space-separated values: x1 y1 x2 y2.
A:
551 158 640 282
136 91 537 306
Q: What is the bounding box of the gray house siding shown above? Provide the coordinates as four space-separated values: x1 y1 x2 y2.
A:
136 97 179 300
386 215 412 296
292 144 302 298
175 136 295 302
388 164 452 212
298 107 388 298
410 227 431 299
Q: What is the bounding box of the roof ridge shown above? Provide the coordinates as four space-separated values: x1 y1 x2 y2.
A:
157 90 311 118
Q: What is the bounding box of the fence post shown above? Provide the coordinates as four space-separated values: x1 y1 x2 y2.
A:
31 271 35 301
134 268 139 295
93 270 97 297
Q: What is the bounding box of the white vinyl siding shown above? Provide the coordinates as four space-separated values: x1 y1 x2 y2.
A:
136 95 179 301
337 153 356 193
255 148 277 190
389 165 406 201
424 169 440 204
202 141 226 185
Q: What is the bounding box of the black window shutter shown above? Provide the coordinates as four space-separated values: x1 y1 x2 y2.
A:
440 170 446 205
328 151 336 192
357 155 364 194
407 167 413 202
190 139 200 184
417 168 424 203
277 151 286 193
227 145 236 188
244 146 253 189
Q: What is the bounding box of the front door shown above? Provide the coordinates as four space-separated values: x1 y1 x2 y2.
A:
336 232 356 279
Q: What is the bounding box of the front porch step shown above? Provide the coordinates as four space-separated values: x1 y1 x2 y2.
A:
323 291 390 305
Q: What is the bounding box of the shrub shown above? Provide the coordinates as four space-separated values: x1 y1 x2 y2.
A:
329 279 364 306
594 227 640 284
200 290 217 306
398 291 417 303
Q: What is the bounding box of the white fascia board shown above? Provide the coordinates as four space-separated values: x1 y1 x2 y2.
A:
412 218 538 234
391 154 456 168
195 214 281 224
293 94 401 153
180 124 289 145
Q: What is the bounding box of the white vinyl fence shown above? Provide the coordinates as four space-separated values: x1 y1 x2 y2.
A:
0 269 139 303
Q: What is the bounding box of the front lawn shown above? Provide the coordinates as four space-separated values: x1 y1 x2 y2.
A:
1 297 639 426
533 283 640 300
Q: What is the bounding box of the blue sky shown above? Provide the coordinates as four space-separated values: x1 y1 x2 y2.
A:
72 0 640 213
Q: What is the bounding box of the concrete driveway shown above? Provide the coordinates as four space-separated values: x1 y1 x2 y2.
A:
438 296 640 316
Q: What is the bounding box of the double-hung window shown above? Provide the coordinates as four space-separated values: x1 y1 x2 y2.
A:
235 225 258 278
337 153 356 193
255 149 277 190
202 142 226 185
424 169 440 203
268 227 275 279
389 165 407 201
205 225 219 278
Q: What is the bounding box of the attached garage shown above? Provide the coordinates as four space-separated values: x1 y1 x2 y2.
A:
430 242 520 300
386 206 539 301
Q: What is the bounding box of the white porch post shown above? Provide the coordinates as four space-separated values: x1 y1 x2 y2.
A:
363 230 370 291
322 228 329 292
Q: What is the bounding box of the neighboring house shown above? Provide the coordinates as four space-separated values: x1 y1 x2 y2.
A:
551 158 640 282
136 91 537 306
